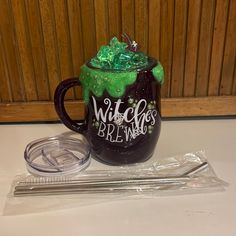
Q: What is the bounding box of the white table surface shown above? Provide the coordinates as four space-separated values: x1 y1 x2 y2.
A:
0 119 235 236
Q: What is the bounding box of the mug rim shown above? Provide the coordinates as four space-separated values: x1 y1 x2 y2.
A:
86 57 157 73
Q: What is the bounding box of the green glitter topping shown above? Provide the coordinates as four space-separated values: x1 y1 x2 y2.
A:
152 63 164 84
80 65 137 103
90 37 148 70
80 62 164 103
80 36 164 103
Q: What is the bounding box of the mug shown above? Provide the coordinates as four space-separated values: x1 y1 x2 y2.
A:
54 57 163 165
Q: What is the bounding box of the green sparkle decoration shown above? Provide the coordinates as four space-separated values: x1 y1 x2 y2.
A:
94 121 99 128
90 37 148 70
148 125 154 134
79 37 164 103
128 98 134 104
148 104 152 110
152 63 164 84
80 65 137 103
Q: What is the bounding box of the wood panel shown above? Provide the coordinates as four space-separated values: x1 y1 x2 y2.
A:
196 0 216 97
161 96 236 117
80 0 97 61
1 96 235 122
208 0 229 96
0 101 85 122
25 0 50 101
233 62 236 94
0 1 25 101
11 0 38 101
134 0 148 52
53 0 75 99
183 0 201 97
148 0 161 59
0 31 12 102
108 0 121 39
39 0 61 99
121 0 135 38
220 0 236 95
0 0 235 122
171 0 188 97
94 0 109 50
67 0 84 99
160 0 174 98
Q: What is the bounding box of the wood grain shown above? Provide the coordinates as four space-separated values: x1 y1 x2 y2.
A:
0 101 85 122
53 0 74 99
94 0 109 50
67 0 84 99
171 0 188 97
39 0 61 100
80 0 97 61
0 96 235 122
160 0 174 98
233 60 236 94
0 32 12 102
0 1 25 101
208 0 229 96
148 0 161 59
183 0 201 97
25 0 50 101
220 0 236 95
0 0 236 121
108 0 121 39
196 0 216 97
121 0 135 38
134 0 148 52
11 0 38 101
161 96 236 117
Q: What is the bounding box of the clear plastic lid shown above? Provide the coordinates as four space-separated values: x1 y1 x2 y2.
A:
24 136 91 176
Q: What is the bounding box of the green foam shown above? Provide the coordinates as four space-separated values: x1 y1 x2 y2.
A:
80 65 137 103
80 62 164 104
151 63 164 84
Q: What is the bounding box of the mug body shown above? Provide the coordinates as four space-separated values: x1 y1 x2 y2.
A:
84 59 161 165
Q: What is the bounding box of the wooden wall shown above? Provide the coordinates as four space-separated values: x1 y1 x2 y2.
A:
0 0 235 122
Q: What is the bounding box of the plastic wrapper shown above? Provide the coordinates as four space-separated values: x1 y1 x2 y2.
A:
4 151 227 215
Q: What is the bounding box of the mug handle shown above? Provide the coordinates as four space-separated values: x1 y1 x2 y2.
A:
54 78 87 133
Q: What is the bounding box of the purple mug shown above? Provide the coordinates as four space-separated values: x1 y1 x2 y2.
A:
54 58 163 165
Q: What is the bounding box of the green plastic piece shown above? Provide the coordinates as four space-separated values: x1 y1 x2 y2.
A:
152 63 164 84
80 36 164 103
80 65 137 103
90 37 148 71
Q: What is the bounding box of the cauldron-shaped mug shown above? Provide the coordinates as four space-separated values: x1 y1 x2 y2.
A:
54 38 164 165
